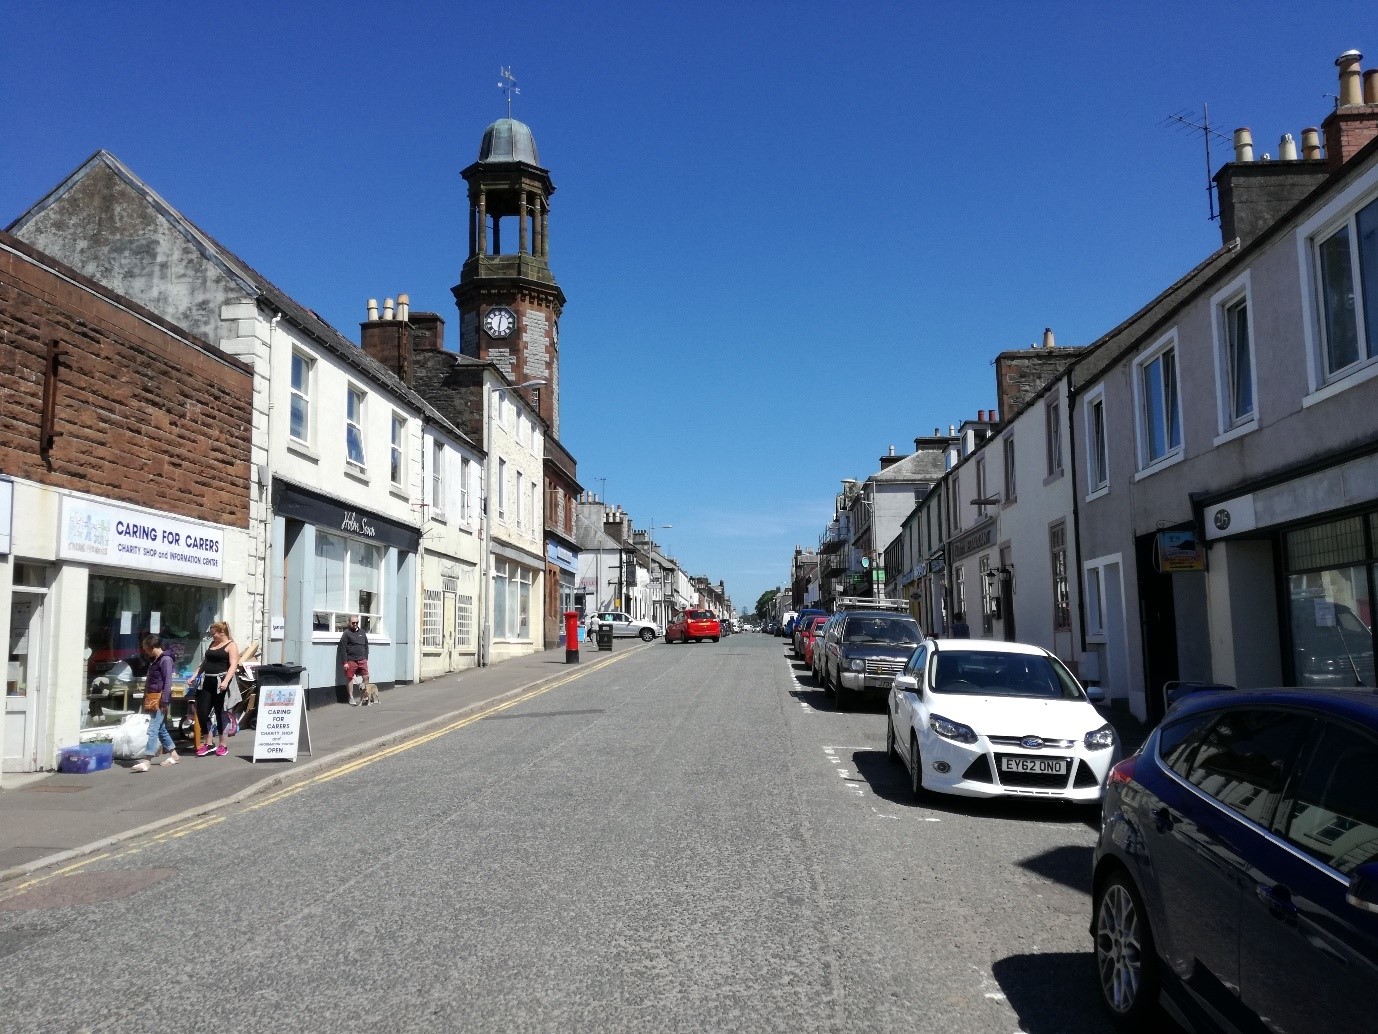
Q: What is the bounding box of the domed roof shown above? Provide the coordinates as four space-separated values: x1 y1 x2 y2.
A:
478 118 541 165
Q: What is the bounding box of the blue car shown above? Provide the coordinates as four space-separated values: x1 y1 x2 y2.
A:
1091 687 1378 1032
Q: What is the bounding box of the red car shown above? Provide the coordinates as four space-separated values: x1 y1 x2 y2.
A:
801 614 830 667
666 609 721 643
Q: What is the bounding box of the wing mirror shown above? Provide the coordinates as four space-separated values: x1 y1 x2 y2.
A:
893 674 918 694
1084 684 1106 704
1347 861 1378 914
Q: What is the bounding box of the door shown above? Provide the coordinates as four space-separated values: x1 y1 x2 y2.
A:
442 591 457 672
4 591 46 772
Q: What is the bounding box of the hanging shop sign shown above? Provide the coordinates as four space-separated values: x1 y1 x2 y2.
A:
1155 530 1205 573
272 480 420 552
58 495 223 579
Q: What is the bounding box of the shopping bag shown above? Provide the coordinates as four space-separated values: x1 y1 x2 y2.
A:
111 713 152 759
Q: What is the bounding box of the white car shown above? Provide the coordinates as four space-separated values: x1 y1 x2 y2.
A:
587 611 662 642
886 638 1115 803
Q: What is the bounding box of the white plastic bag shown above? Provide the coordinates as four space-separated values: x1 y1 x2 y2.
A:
111 713 151 759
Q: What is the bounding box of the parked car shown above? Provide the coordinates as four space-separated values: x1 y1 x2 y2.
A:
779 611 798 638
588 611 662 642
721 617 734 637
819 610 923 709
1090 687 1378 1032
887 638 1114 803
791 607 827 657
800 614 830 669
811 615 839 684
666 609 721 643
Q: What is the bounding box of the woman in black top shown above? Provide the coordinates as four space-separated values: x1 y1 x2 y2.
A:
190 621 240 757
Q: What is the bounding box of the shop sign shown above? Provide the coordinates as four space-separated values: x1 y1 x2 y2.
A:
0 477 11 556
1156 530 1205 573
272 480 420 553
545 542 578 572
58 496 223 580
252 680 311 763
950 521 995 562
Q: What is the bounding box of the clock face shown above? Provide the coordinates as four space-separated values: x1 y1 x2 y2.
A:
483 307 516 339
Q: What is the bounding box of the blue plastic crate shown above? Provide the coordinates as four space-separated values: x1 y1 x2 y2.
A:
58 742 114 774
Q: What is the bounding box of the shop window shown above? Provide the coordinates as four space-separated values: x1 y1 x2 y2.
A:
493 560 532 640
313 530 384 634
422 589 442 649
83 576 223 728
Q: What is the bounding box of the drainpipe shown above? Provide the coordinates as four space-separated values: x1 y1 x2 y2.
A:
263 312 282 661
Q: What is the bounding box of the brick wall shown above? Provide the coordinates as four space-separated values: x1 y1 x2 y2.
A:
0 234 253 527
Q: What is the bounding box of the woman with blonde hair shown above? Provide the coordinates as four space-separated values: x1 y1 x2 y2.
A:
189 621 239 757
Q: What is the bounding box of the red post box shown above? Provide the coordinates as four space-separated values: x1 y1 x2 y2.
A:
564 610 580 664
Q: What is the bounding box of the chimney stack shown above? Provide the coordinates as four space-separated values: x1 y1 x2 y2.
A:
1042 327 1055 349
1323 49 1378 169
1216 122 1328 247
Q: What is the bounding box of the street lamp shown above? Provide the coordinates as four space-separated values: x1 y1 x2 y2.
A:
480 377 546 667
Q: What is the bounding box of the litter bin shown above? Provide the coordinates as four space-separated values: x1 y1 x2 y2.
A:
596 624 614 651
255 663 306 686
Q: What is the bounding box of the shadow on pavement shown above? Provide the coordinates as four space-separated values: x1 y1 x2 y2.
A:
1015 843 1095 895
787 687 837 712
991 951 1112 1034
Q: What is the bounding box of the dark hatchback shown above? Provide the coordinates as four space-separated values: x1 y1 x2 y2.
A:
1091 688 1378 1033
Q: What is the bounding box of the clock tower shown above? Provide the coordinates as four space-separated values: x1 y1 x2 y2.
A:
453 117 565 434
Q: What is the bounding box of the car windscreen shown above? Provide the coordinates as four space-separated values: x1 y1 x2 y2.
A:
841 617 921 646
687 610 714 620
931 650 1083 699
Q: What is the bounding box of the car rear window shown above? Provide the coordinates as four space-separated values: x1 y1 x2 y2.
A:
687 610 713 620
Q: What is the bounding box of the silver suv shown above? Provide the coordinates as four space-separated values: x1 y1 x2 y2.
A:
588 611 662 642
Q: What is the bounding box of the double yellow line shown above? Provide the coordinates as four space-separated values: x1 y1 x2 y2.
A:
0 649 634 902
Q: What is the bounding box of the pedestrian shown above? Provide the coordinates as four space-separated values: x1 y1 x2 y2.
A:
131 634 178 772
340 616 370 706
189 621 239 757
951 611 971 638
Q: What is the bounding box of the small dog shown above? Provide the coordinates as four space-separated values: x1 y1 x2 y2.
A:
360 681 379 706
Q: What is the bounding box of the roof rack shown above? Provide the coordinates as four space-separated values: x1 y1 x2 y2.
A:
833 596 909 613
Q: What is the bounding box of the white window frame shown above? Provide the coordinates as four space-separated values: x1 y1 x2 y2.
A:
1132 330 1185 477
312 529 387 638
975 457 988 517
497 457 507 522
431 440 446 519
1210 272 1260 445
346 384 367 470
1045 396 1063 479
1297 167 1378 406
289 349 314 445
460 456 472 522
1002 436 1016 503
422 588 443 650
1084 564 1105 639
515 468 525 530
1084 385 1110 500
390 412 407 488
531 481 540 534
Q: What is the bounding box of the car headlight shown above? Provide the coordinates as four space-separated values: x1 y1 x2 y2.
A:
847 658 865 672
930 714 978 744
1084 723 1115 751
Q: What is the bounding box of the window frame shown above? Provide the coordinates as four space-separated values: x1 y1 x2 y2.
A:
289 348 314 445
430 439 446 520
1045 397 1063 479
1210 272 1259 444
390 412 407 488
1050 520 1070 633
515 468 525 530
1297 170 1378 405
497 457 507 523
1084 385 1110 499
1132 330 1185 476
460 456 472 522
345 384 367 470
311 529 386 637
1002 436 1016 504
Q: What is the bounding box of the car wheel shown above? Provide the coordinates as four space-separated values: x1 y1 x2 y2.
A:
712 636 720 642
1094 871 1160 1029
908 734 928 800
886 717 898 762
640 628 655 642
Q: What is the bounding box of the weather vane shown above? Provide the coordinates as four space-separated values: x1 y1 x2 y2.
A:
498 66 520 117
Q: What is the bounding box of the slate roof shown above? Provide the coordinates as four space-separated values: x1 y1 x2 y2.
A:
573 507 621 552
8 150 478 453
872 449 947 483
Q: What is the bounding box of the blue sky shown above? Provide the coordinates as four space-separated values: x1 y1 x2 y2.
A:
4 2 1372 612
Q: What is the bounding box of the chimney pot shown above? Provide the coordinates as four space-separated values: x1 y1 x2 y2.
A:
383 297 395 321
367 298 379 322
949 424 956 435
888 445 895 456
1365 68 1378 104
1042 327 1055 348
1337 50 1364 107
398 293 410 322
1233 128 1255 163
1279 133 1298 160
1302 127 1323 159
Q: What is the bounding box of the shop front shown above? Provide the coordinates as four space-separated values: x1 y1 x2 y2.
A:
3 485 241 773
270 481 419 708
545 541 578 648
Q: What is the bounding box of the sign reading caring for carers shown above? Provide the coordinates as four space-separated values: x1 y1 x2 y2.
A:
58 496 223 580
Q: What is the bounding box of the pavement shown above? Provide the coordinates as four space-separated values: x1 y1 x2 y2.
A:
0 641 640 883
